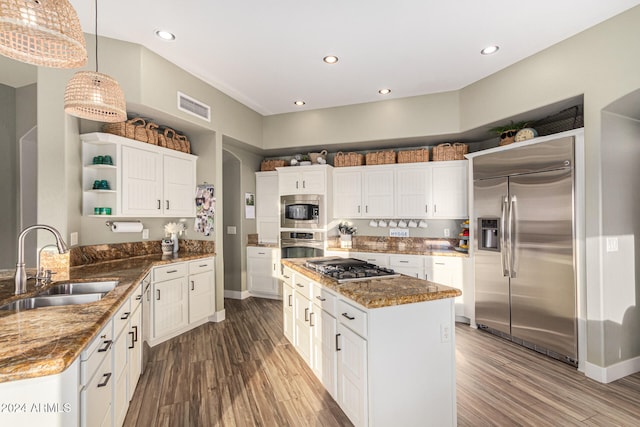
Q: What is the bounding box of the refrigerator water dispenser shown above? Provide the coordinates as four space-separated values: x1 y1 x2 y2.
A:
479 218 500 251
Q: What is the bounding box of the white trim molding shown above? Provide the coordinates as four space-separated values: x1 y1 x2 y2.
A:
585 356 640 383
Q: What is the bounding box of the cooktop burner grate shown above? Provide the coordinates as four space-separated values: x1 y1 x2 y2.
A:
305 257 400 283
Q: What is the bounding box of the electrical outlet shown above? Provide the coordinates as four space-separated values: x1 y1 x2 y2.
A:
606 237 618 252
70 232 78 246
444 228 450 237
227 226 237 235
441 323 451 342
142 229 149 239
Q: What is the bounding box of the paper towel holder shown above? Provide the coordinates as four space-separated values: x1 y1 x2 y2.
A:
105 220 140 228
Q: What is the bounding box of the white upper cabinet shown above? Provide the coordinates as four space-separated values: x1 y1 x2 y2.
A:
333 165 394 219
333 169 363 218
430 161 468 218
334 161 468 220
255 171 280 243
277 165 331 195
362 166 395 218
81 132 197 218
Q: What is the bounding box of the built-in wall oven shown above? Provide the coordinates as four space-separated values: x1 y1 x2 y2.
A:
281 231 325 259
281 195 323 229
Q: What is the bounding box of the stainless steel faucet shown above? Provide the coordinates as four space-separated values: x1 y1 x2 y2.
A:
15 225 69 295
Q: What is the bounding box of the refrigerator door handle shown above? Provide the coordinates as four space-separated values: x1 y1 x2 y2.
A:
509 195 517 278
501 195 509 277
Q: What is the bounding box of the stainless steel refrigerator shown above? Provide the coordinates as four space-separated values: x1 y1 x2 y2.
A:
473 136 577 365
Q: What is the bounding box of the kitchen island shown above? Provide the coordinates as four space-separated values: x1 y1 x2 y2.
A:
0 249 214 426
281 258 461 427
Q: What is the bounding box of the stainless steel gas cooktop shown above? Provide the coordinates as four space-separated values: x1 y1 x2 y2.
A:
305 257 400 283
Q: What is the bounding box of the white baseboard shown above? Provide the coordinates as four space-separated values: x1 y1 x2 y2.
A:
585 356 640 383
249 291 282 301
224 289 250 300
210 309 225 323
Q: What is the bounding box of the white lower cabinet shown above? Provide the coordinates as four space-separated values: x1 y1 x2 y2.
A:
389 254 425 279
281 268 295 343
188 258 216 323
247 246 281 298
81 321 114 427
283 265 457 427
336 323 368 427
150 258 215 346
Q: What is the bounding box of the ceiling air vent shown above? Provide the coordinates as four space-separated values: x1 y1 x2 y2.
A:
177 91 211 122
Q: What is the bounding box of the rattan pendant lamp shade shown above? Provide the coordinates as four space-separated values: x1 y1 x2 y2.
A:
64 0 126 123
0 0 87 68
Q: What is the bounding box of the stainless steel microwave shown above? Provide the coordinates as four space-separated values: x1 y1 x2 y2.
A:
280 195 323 229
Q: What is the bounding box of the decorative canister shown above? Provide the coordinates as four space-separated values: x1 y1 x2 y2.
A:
340 234 352 249
161 239 174 255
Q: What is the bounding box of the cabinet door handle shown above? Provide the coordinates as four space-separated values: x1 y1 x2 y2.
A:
157 200 161 210
258 252 265 255
365 205 368 213
283 275 290 279
426 204 428 213
434 204 437 213
304 307 309 322
97 372 112 388
166 200 170 210
120 312 130 320
199 264 208 268
342 312 355 320
98 340 113 353
310 311 315 327
135 294 142 301
358 205 361 213
132 325 138 342
156 289 161 300
128 331 135 349
146 289 150 302
302 180 306 189
273 263 276 271
191 280 195 291
296 181 299 189
288 294 293 307
335 333 341 351
316 296 326 302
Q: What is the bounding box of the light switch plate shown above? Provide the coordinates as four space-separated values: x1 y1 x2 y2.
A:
70 232 78 246
142 229 149 239
227 226 237 235
606 237 619 252
389 228 409 237
444 228 450 237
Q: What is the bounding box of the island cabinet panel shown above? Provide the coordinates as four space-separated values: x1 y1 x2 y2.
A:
281 264 457 427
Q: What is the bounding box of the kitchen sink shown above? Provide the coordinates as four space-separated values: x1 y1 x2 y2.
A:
39 280 119 296
0 293 105 311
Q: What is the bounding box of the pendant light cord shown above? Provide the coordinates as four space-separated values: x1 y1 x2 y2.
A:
95 0 99 72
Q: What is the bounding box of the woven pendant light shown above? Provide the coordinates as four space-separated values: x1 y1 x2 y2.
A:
0 0 87 68
64 0 125 122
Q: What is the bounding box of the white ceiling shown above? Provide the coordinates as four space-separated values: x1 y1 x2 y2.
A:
69 0 640 116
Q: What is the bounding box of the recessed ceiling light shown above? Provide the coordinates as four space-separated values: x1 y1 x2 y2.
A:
378 89 391 95
294 100 306 106
323 55 339 64
481 45 499 55
155 30 176 41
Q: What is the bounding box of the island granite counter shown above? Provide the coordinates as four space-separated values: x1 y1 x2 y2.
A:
281 258 461 427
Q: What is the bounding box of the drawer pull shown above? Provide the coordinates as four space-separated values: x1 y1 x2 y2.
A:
156 290 161 300
98 340 112 353
132 325 138 342
335 333 341 351
167 269 178 274
128 331 135 349
304 307 309 322
399 260 409 263
342 313 355 320
199 264 209 268
316 296 327 302
283 275 290 279
120 312 130 320
97 372 112 388
135 294 142 301
258 252 265 255
435 262 445 265
296 283 304 288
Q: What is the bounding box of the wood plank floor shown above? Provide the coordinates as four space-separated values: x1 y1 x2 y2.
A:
124 297 640 426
